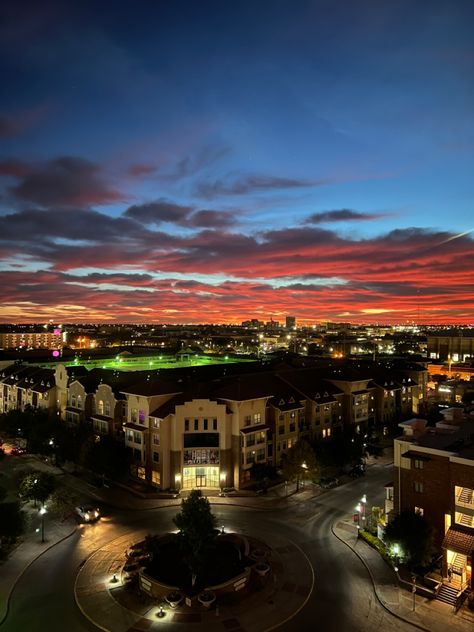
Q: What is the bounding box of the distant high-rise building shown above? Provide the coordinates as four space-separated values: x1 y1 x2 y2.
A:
285 316 296 330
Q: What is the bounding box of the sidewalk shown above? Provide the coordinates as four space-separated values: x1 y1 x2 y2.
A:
333 519 474 632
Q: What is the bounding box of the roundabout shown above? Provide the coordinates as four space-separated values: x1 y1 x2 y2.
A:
74 521 315 632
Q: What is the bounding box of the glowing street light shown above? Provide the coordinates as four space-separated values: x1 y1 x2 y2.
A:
39 506 47 543
175 473 181 494
220 471 226 495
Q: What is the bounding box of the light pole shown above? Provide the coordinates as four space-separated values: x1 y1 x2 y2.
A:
33 478 38 508
361 494 367 524
174 473 181 495
39 506 47 543
220 471 226 495
301 461 308 490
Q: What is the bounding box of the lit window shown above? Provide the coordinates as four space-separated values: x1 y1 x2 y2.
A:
414 506 424 516
414 459 424 469
414 481 423 493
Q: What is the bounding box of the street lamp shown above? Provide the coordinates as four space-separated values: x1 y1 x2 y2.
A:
220 471 226 495
301 461 308 490
39 506 47 543
174 473 181 494
33 478 38 508
361 494 367 523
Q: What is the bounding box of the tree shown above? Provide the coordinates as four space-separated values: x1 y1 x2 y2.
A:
384 510 437 569
48 488 77 521
18 471 56 506
0 502 25 548
281 439 319 492
173 490 217 586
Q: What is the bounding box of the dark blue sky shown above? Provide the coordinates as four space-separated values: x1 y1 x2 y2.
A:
1 0 473 323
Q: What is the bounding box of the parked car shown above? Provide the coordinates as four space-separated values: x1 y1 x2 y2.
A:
75 505 101 523
319 476 339 489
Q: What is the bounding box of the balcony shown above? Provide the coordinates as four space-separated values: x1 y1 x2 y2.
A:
455 487 474 511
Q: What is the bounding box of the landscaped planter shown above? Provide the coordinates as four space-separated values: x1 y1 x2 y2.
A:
165 590 184 608
197 590 216 608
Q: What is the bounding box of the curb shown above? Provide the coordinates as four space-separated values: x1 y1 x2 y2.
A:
331 522 430 632
0 526 77 627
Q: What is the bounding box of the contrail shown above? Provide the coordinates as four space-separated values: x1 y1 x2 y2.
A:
439 228 474 245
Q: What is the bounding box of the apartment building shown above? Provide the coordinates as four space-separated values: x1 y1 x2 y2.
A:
392 408 474 590
0 331 63 350
0 364 57 416
0 358 426 493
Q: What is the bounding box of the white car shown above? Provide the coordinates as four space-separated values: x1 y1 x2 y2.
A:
75 505 100 523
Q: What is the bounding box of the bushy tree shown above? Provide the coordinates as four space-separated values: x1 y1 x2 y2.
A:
281 439 319 491
0 502 25 546
384 510 437 569
0 405 57 454
18 471 56 506
48 487 77 520
173 490 217 585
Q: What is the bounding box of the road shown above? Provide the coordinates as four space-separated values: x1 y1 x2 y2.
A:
1 461 415 632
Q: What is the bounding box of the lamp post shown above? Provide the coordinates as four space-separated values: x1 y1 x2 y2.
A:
39 506 47 543
220 472 226 495
361 494 367 524
175 473 181 495
301 461 308 490
33 478 38 508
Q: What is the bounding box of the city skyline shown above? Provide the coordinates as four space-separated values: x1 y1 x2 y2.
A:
1 1 473 325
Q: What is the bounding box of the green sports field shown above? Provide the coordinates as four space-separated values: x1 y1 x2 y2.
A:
60 353 254 372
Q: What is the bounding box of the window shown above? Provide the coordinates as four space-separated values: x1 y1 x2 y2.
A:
184 419 189 432
203 418 208 430
77 395 82 409
244 415 251 426
104 401 111 417
414 459 424 469
253 412 261 424
153 433 160 446
414 481 424 493
414 506 424 516
71 394 76 408
279 425 285 435
131 408 138 423
194 418 199 431
139 409 146 424
133 431 142 444
153 451 160 463
152 418 160 429
256 448 265 461
213 418 217 430
98 400 104 415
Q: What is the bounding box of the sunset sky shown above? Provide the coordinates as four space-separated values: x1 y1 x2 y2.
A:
1 0 473 325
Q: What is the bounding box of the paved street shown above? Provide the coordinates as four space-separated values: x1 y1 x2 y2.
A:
1 456 472 632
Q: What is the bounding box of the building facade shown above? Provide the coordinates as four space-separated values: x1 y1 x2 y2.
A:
392 409 474 590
